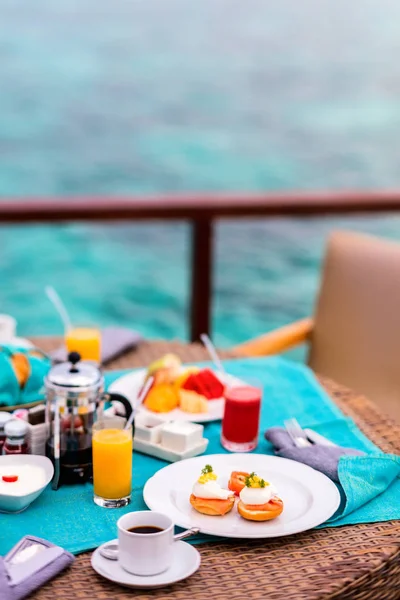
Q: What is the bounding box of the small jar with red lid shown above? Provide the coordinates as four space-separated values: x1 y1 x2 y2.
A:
221 384 262 452
0 412 12 454
3 419 30 455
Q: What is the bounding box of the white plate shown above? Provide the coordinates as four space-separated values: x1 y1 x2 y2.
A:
143 454 341 539
91 539 200 589
109 368 243 423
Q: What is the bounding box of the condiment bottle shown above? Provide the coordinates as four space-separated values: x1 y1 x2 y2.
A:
3 419 30 455
0 412 12 454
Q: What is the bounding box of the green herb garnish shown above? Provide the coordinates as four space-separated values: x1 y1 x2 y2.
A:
201 464 213 475
245 472 256 487
245 472 267 488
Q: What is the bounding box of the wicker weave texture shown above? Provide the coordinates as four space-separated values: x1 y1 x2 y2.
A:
27 339 400 600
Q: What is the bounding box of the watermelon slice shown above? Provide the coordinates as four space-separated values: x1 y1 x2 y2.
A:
199 369 225 399
189 373 210 398
182 374 202 395
182 369 225 400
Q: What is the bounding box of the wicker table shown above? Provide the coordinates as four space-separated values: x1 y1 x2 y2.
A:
29 338 400 600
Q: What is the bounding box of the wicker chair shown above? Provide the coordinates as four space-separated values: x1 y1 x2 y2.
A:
233 230 400 422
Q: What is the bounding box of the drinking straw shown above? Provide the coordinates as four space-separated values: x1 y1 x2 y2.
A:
45 286 72 333
200 333 226 374
124 376 154 431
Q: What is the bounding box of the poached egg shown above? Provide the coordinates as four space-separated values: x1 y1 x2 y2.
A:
192 479 233 500
239 481 278 505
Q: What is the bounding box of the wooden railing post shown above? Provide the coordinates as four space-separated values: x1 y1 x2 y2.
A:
190 218 213 342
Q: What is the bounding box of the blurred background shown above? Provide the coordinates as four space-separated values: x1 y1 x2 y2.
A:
1 0 400 346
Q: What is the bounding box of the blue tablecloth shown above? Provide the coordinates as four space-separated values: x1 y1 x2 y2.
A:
0 357 399 555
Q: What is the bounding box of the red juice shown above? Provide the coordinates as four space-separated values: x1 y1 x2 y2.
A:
221 385 261 452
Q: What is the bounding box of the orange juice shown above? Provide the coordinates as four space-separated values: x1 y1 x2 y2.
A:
92 429 132 502
66 327 101 362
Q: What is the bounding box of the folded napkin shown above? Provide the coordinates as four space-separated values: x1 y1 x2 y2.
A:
0 345 50 408
265 427 364 482
265 427 400 521
0 536 74 600
51 327 143 364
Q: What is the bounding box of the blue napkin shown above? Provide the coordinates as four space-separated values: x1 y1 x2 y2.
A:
0 356 399 556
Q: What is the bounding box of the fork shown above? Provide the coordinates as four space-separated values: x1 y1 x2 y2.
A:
284 418 312 448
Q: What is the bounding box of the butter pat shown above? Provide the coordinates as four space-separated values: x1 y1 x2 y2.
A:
134 413 166 444
160 421 204 452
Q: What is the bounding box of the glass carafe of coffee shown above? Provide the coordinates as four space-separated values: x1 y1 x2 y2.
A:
45 352 133 489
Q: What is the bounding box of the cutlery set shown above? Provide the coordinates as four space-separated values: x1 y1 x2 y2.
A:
284 418 337 448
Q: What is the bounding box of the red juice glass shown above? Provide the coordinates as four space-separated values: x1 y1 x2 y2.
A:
221 384 262 452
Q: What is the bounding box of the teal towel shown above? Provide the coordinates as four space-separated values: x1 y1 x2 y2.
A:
0 356 399 555
331 453 400 524
0 345 50 408
264 427 400 522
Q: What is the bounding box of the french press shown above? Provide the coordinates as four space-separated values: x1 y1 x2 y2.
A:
45 352 133 489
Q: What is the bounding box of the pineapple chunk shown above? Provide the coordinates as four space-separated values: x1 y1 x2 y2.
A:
179 389 208 413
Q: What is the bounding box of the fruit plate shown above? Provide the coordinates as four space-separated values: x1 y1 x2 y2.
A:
108 369 244 423
143 454 341 539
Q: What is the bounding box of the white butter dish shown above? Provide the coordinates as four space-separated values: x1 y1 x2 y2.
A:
133 437 208 463
134 413 166 444
160 421 204 453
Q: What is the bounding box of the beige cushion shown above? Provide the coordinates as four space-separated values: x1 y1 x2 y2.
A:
309 230 400 421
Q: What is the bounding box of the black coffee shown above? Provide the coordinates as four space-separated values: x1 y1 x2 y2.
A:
127 525 164 534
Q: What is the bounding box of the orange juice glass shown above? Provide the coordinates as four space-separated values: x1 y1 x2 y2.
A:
92 428 132 508
66 327 101 362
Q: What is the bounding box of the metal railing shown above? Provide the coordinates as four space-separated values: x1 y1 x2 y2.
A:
1 190 400 341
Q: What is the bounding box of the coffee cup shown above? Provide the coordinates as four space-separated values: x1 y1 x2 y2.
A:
100 511 199 576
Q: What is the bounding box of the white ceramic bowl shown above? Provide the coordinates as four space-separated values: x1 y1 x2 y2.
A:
0 455 54 513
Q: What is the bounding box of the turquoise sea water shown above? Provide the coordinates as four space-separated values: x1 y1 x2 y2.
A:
1 0 400 346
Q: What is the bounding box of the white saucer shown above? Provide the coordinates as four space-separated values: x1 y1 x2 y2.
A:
91 539 201 589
